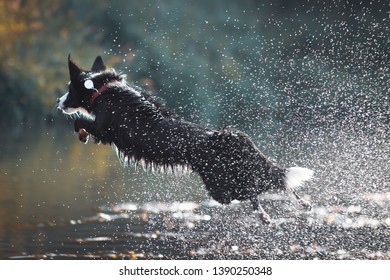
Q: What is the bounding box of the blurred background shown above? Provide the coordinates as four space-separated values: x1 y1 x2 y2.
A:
1 0 388 130
0 0 389 259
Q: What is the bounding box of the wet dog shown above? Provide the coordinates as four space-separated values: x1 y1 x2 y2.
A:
58 55 313 224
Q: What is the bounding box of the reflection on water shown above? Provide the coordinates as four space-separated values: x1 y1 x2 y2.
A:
0 122 389 259
0 125 206 259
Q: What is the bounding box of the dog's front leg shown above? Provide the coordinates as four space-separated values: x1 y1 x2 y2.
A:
74 119 102 143
250 196 271 225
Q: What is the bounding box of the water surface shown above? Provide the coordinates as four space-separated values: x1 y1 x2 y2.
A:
0 123 389 259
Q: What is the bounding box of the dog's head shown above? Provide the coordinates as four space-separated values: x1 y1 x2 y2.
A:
58 55 117 117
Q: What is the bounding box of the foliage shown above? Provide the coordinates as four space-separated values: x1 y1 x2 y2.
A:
0 0 104 125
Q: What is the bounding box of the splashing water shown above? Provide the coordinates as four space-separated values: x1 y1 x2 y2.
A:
2 1 389 259
78 1 390 258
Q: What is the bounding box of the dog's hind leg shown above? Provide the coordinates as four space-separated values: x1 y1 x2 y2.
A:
285 187 312 211
250 196 271 224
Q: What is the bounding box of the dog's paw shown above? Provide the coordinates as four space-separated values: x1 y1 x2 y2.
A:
259 212 272 225
77 129 90 143
299 199 312 211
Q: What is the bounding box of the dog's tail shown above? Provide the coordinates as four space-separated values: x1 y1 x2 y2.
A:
285 167 314 189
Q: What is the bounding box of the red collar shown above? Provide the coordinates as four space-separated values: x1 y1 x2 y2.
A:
90 83 112 105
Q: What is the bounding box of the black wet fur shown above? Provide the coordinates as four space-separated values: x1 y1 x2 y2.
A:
59 56 311 223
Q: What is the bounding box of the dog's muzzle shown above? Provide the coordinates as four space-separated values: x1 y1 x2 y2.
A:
57 92 69 113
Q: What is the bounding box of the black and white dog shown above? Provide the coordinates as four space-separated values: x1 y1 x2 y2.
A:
58 55 313 224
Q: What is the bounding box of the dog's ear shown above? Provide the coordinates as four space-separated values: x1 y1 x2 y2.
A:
91 56 106 72
68 54 82 79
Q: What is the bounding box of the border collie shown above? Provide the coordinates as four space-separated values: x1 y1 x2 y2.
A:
58 55 313 224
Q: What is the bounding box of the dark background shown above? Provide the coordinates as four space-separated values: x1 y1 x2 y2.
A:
0 0 388 131
0 0 389 260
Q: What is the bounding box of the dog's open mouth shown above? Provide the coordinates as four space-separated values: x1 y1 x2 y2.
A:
58 108 95 124
58 106 78 115
57 103 95 121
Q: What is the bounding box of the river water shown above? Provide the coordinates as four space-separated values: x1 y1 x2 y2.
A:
0 121 389 259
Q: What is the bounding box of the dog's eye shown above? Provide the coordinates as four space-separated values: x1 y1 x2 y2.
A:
84 80 94 90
